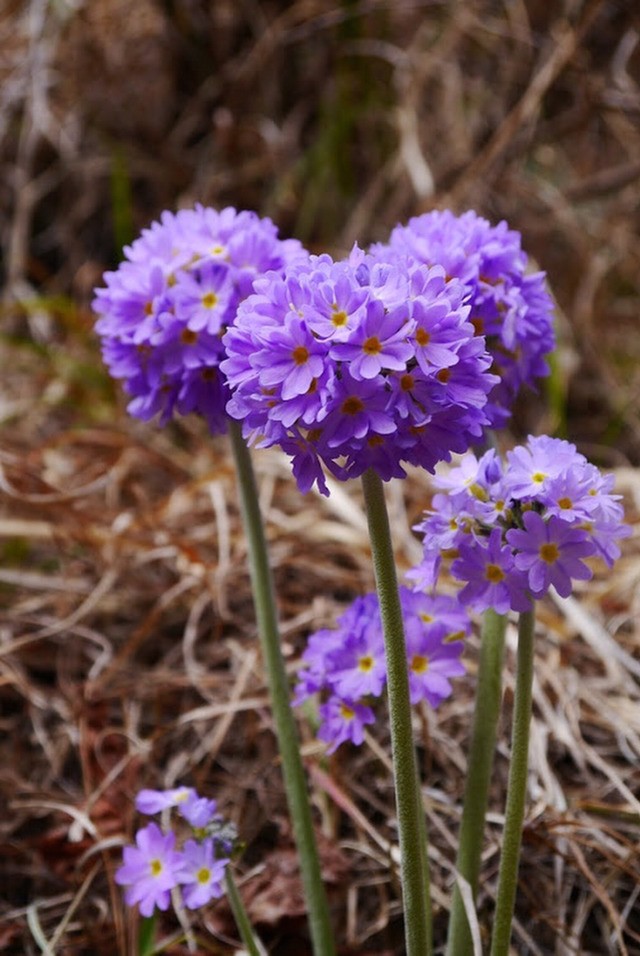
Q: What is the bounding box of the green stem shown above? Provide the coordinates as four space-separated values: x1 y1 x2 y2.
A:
228 421 335 956
225 868 268 956
137 914 156 956
446 610 507 956
489 608 536 956
361 469 432 956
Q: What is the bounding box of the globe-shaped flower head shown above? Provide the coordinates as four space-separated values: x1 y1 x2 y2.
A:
93 205 306 433
371 210 556 426
221 247 499 495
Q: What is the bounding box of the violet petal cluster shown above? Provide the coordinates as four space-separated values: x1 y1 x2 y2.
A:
115 787 233 917
371 210 555 426
221 247 498 495
295 588 469 752
410 436 629 613
93 206 306 433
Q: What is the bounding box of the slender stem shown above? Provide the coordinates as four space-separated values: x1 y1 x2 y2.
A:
361 468 432 956
137 915 156 956
227 421 335 956
446 610 507 956
489 608 536 956
225 868 268 956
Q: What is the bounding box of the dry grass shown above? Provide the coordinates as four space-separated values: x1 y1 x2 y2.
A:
1 1 640 953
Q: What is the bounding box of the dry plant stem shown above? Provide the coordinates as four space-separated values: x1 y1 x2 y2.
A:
446 610 508 956
225 868 268 956
489 609 536 956
361 468 432 956
228 421 335 956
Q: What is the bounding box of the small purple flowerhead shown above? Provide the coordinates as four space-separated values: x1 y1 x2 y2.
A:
372 210 555 425
412 436 629 610
93 205 306 433
222 247 498 494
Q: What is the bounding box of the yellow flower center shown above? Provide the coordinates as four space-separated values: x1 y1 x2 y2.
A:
400 373 415 391
358 654 374 672
150 859 163 877
485 563 505 583
419 612 434 623
331 308 348 327
180 329 199 345
410 654 429 674
539 542 559 564
201 292 218 309
197 867 211 885
339 703 355 721
436 368 450 384
558 497 573 510
415 328 430 346
532 471 546 484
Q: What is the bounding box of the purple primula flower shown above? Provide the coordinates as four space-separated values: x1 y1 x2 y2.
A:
93 205 307 433
452 528 531 614
115 823 185 917
179 838 229 909
135 786 196 815
222 249 497 494
371 209 555 425
317 697 375 753
180 792 219 829
506 511 594 598
404 620 466 708
411 435 628 610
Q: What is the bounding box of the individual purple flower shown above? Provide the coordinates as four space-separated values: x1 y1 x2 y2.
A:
135 786 196 815
317 697 376 753
222 250 497 495
179 837 229 909
404 620 466 708
452 528 531 614
371 209 555 425
180 792 219 829
115 823 185 917
93 205 307 433
506 511 594 598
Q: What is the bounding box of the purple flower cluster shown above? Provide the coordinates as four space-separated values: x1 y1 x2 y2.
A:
115 786 233 917
93 206 306 432
371 210 555 426
222 246 498 495
410 436 629 613
295 588 469 752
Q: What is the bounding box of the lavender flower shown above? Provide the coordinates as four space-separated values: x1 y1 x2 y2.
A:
115 822 185 917
412 436 629 612
222 247 498 495
179 838 228 909
371 210 555 425
93 205 306 432
296 587 469 750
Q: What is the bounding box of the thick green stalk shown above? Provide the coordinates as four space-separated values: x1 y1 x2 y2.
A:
489 609 536 956
361 468 432 956
446 610 507 956
137 915 156 956
228 421 335 956
225 868 268 956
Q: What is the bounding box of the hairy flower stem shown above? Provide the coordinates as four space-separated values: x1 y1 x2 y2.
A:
489 609 536 956
446 610 507 956
228 421 335 956
361 469 432 956
226 868 268 956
